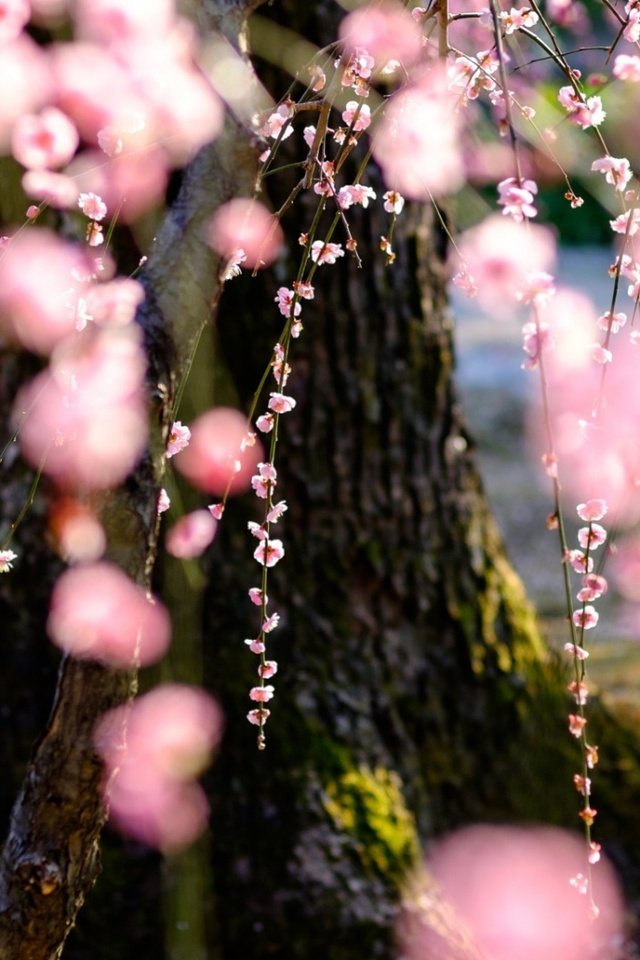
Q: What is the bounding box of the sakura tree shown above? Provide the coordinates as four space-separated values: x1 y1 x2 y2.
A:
0 1 639 958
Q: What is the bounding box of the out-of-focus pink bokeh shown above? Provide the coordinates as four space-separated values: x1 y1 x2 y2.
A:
94 685 222 851
208 198 284 270
339 1 423 74
400 825 623 960
17 326 148 490
47 561 171 666
175 407 262 496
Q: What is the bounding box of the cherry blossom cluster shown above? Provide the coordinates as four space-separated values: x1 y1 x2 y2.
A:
563 499 609 857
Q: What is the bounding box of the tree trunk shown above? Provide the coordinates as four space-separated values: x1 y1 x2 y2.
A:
198 6 543 957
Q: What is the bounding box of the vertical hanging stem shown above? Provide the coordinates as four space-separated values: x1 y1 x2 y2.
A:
439 0 449 60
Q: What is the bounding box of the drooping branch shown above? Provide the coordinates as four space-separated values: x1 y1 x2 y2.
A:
0 3 265 957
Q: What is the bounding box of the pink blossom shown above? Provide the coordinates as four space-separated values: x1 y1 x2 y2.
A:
221 248 246 281
249 685 274 703
558 87 606 128
401 826 622 960
310 241 345 265
253 538 285 567
341 100 371 132
175 407 262 496
563 642 589 660
573 774 591 796
383 190 405 214
266 500 287 523
166 421 191 458
572 606 599 630
624 6 640 42
260 102 293 140
293 280 314 300
256 412 274 433
568 714 587 738
78 191 107 221
568 680 589 705
166 510 217 559
247 708 270 726
262 612 280 633
373 66 463 199
208 199 283 270
0 549 18 572
157 488 171 514
610 209 640 236
577 499 607 520
521 319 553 369
18 327 148 489
337 184 377 209
497 177 538 221
597 311 626 334
591 156 632 192
257 461 277 481
48 561 170 666
248 587 265 606
208 503 224 520
247 521 267 540
499 6 539 32
12 107 79 171
577 523 607 550
258 660 278 679
577 573 608 602
245 638 265 655
566 550 593 574
613 54 640 81
339 2 422 74
94 684 221 852
268 392 297 414
275 287 301 318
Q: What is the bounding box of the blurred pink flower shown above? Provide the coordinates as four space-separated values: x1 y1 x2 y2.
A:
66 147 169 223
530 290 640 522
339 1 422 74
166 420 190 458
73 0 175 44
11 106 79 170
94 684 222 851
0 229 91 354
208 199 283 270
48 497 106 563
373 66 463 199
48 561 170 666
22 169 79 208
17 326 148 489
165 509 217 559
0 36 52 151
84 277 145 327
0 0 30 44
455 214 556 313
175 407 262 496
400 825 622 960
